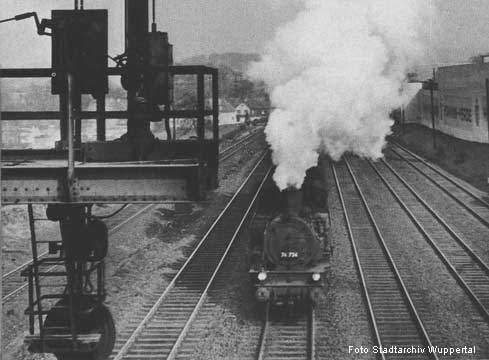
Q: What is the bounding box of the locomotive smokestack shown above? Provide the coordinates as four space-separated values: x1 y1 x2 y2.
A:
282 188 303 217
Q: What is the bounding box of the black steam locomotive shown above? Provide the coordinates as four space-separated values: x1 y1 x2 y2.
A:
249 157 331 307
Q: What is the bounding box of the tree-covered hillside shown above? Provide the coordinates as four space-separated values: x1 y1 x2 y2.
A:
176 52 270 109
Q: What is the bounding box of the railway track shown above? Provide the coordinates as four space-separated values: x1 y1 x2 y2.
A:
219 128 263 162
2 203 154 302
110 154 271 360
367 157 489 323
2 130 264 303
389 142 489 227
333 159 437 360
256 302 315 360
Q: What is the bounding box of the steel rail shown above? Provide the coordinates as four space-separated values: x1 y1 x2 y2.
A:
256 301 314 360
256 302 270 360
331 162 384 360
379 158 489 276
309 305 315 360
371 159 489 322
345 158 437 356
2 204 153 302
112 151 270 360
167 162 271 360
219 129 262 162
388 145 489 228
2 137 263 303
2 204 146 279
391 142 489 208
334 159 438 360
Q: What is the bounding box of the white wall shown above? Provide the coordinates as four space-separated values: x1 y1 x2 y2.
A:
405 63 489 143
219 112 237 126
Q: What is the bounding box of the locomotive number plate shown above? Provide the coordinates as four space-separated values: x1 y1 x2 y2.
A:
281 252 299 258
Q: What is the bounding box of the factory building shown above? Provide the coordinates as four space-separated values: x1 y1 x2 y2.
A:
405 63 489 143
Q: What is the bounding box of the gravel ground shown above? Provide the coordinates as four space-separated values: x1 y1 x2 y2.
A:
152 158 376 360
384 147 489 270
349 156 489 359
173 225 264 360
7 129 485 360
315 159 375 360
1 206 59 275
1 128 266 360
391 123 489 192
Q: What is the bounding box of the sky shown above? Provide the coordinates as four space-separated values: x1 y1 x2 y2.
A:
1 1 489 68
429 0 489 66
0 0 302 67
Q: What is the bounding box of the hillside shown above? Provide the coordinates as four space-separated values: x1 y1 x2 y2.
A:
179 52 261 74
176 52 270 109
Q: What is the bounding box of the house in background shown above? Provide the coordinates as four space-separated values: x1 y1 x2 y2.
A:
226 99 271 125
235 103 251 123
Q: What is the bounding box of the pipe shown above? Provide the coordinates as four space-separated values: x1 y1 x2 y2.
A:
125 0 150 140
67 73 75 188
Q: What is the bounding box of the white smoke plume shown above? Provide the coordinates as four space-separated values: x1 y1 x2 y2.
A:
249 0 435 190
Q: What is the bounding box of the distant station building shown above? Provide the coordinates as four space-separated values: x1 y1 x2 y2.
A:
405 62 489 143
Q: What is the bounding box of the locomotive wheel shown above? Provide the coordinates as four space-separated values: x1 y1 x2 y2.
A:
44 299 116 360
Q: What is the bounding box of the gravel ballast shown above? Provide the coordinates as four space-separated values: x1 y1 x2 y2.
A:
385 148 489 269
349 156 489 359
2 128 266 360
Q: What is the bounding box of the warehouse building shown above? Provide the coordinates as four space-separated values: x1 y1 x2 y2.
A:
405 63 489 143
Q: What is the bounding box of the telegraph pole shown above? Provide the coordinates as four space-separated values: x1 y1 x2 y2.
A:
422 69 439 149
401 105 405 136
408 70 438 149
430 82 436 149
486 78 489 142
430 68 437 149
0 66 3 359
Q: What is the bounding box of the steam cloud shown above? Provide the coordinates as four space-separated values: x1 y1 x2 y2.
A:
249 0 434 190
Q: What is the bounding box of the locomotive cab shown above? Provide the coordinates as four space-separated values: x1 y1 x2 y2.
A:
249 162 331 307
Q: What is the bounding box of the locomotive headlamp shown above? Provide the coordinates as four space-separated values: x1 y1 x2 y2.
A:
258 271 268 281
312 273 321 282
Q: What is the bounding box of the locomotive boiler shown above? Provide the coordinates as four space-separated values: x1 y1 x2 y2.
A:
249 158 331 307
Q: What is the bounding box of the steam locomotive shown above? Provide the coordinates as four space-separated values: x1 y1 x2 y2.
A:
249 157 331 307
